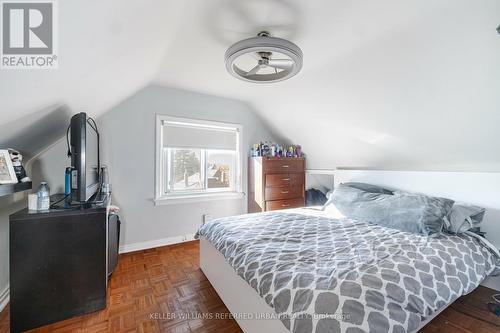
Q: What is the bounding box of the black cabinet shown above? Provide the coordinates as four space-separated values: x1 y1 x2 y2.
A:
9 196 116 332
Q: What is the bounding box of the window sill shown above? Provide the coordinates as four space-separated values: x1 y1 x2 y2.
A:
154 192 245 206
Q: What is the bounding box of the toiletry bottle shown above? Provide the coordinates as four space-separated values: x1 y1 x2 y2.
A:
37 182 50 211
65 167 72 195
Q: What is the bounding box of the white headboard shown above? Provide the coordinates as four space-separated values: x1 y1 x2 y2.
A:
334 169 500 250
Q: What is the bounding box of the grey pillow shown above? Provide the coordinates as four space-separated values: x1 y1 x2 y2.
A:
445 203 486 234
343 182 394 195
327 185 454 236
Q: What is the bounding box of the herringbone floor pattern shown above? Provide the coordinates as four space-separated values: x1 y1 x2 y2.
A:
0 240 499 332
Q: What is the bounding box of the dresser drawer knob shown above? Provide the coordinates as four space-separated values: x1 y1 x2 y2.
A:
282 204 291 207
281 165 290 168
282 178 290 181
281 190 289 194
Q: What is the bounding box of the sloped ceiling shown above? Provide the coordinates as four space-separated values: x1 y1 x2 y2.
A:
0 0 185 158
154 0 500 171
1 0 500 170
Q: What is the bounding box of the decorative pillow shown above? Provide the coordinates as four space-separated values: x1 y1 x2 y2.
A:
325 185 454 236
343 182 394 195
444 203 486 234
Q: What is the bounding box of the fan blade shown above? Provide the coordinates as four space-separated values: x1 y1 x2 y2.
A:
267 59 293 70
245 64 261 76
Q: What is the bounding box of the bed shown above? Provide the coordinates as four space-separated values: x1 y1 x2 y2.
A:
198 170 500 333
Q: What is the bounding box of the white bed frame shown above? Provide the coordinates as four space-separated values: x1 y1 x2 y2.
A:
200 170 500 332
200 236 289 333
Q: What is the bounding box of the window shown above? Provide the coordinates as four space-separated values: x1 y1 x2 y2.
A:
166 148 236 192
155 115 242 204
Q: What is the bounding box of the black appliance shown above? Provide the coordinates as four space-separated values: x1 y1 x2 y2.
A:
108 212 121 276
69 112 100 203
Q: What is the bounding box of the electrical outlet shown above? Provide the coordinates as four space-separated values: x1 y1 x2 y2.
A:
202 214 212 225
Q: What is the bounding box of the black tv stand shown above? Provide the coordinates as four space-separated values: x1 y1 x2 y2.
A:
9 193 120 332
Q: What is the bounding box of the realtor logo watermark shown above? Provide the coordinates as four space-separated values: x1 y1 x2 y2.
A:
1 0 57 69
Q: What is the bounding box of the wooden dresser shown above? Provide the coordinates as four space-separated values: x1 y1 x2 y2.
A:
248 157 305 212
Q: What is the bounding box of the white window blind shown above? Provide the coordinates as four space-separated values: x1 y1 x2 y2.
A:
162 121 238 150
155 115 243 204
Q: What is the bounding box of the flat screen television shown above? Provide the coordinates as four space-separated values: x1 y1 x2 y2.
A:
70 112 100 203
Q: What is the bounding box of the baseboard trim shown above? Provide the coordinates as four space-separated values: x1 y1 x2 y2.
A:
119 233 196 254
0 285 9 313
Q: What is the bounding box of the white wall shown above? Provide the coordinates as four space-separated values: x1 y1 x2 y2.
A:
29 85 277 250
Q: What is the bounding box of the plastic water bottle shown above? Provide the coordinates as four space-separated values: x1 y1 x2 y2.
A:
37 182 50 211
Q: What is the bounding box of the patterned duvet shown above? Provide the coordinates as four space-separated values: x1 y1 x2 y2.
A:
197 209 499 333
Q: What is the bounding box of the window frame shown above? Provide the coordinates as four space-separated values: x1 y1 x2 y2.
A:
155 114 243 205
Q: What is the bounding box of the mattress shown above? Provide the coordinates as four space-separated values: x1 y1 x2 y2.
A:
196 208 499 333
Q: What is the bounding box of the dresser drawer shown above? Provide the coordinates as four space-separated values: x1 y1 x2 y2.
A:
266 173 291 187
265 173 303 187
263 159 304 174
266 198 304 211
265 186 303 201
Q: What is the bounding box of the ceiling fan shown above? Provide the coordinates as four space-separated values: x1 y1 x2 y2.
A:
224 31 303 83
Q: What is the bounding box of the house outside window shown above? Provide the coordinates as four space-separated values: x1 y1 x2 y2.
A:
155 115 243 204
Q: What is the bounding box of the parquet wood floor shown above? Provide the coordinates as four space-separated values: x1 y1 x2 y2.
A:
0 240 499 332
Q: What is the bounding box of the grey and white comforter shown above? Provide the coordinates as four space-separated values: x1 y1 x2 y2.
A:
197 209 499 333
